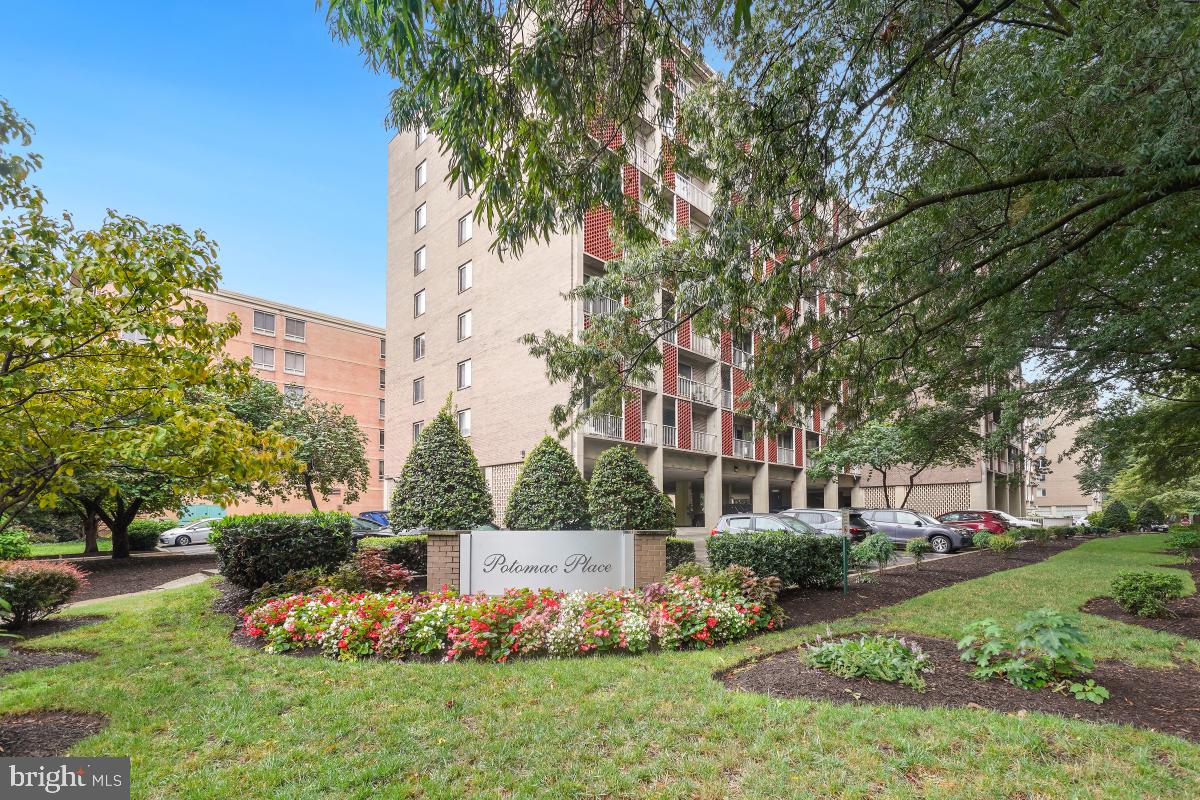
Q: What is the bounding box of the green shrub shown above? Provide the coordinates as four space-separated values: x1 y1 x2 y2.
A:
665 537 695 570
972 531 994 549
985 533 1019 557
806 634 931 690
1031 526 1052 547
359 535 427 574
251 567 328 603
503 436 590 530
1086 510 1105 528
1044 526 1074 540
1100 500 1132 533
904 538 931 568
1167 527 1200 560
5 505 81 542
1135 500 1166 528
1110 571 1186 617
210 512 354 589
127 519 175 551
664 563 781 610
707 531 843 589
389 399 493 531
0 530 32 560
588 446 663 530
0 560 88 627
656 492 678 532
852 532 894 574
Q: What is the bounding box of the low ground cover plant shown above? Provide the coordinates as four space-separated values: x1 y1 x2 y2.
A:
957 608 1108 703
984 533 1019 557
252 549 413 603
805 633 931 690
1109 571 1186 617
1167 527 1200 561
360 535 427 574
708 530 842 588
0 560 87 627
211 512 354 589
242 565 782 662
852 532 894 575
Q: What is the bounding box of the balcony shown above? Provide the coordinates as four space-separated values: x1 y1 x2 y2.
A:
584 414 623 441
676 375 717 406
692 431 717 453
662 425 678 448
777 447 795 466
640 422 657 445
675 174 713 217
663 326 677 345
583 295 622 319
732 438 755 460
640 201 676 241
731 347 750 369
630 142 656 174
683 334 720 361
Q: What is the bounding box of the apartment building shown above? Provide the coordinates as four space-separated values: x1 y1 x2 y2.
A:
191 288 388 515
1025 416 1100 519
386 57 874 528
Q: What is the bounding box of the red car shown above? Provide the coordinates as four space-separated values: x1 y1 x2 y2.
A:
937 510 1009 535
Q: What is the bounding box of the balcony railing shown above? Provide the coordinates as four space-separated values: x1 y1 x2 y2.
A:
640 201 676 241
777 447 795 465
675 174 713 217
640 422 657 445
663 327 677 344
731 347 750 369
692 431 717 453
676 376 717 406
630 142 656 174
584 414 624 441
583 295 622 318
720 389 732 410
732 438 755 459
662 425 678 448
684 334 720 361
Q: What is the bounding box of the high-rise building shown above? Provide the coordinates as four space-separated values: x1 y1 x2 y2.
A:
191 288 388 515
1025 416 1100 520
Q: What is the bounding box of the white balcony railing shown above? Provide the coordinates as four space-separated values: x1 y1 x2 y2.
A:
630 142 656 174
640 201 676 241
733 438 755 459
777 447 795 466
677 376 717 406
583 295 622 318
685 334 720 361
731 347 750 369
663 327 677 344
662 425 678 448
584 414 624 441
675 174 713 217
721 389 733 410
640 421 657 445
692 431 717 453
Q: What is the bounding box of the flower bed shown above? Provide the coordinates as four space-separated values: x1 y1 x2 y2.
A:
241 569 782 663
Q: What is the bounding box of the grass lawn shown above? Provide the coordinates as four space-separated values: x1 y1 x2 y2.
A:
4 535 1198 798
26 538 112 557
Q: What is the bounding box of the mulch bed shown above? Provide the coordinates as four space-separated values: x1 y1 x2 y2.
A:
721 633 1200 742
778 539 1084 629
70 553 218 602
6 615 109 639
1081 559 1200 639
1 647 95 675
0 711 108 757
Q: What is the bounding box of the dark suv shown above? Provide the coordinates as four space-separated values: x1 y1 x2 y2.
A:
855 508 972 553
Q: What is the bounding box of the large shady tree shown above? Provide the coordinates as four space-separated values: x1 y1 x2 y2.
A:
324 1 1199 441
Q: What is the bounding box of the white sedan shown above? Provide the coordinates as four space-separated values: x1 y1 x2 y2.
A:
159 518 219 547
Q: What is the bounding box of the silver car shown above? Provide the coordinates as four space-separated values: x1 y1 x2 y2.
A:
710 513 820 536
159 518 219 547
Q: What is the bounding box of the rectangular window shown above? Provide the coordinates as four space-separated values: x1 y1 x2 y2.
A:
252 344 275 370
413 334 425 361
415 202 427 232
413 289 426 318
378 398 386 419
379 368 386 389
378 429 385 450
412 421 423 441
416 126 428 146
283 383 304 400
459 174 472 197
457 359 472 390
415 160 427 189
252 310 275 335
457 408 471 437
413 246 426 275
379 337 386 359
412 377 424 404
284 317 306 342
457 261 472 293
457 309 472 341
284 351 305 375
457 213 472 244
378 460 385 480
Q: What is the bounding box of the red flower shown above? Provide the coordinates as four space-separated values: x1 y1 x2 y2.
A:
706 616 718 628
337 639 348 649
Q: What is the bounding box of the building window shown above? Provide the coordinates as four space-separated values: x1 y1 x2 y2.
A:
416 126 427 146
459 174 472 197
457 359 472 390
457 408 471 437
283 384 304 400
378 398 386 419
413 246 426 275
379 338 386 359
284 351 305 375
379 368 386 389
378 460 384 480
415 160 427 189
457 213 472 244
415 202 427 232
378 429 385 450
414 289 426 318
457 261 472 293
457 310 472 341
252 344 275 370
412 377 424 404
413 334 425 361
284 317 306 342
252 310 275 335
412 421 423 441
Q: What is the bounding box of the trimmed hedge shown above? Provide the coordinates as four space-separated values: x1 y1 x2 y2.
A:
210 512 354 589
127 520 175 551
665 537 696 570
1135 500 1166 528
503 436 590 530
1110 571 1185 617
1100 500 1133 533
708 531 843 589
359 535 428 574
588 447 663 530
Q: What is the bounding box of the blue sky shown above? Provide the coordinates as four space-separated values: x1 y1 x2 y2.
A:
2 2 394 326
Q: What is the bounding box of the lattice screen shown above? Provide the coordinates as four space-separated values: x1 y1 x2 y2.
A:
857 483 973 516
859 486 889 508
485 463 522 523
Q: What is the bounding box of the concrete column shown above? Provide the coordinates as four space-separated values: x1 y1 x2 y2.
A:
704 457 723 528
1009 482 1022 516
752 462 770 513
675 481 695 525
647 390 664 489
850 484 865 506
823 479 838 510
985 473 996 509
970 479 988 509
790 469 808 509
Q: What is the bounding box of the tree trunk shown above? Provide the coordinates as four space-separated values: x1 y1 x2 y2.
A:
82 510 100 555
304 474 320 511
92 496 142 560
881 470 891 508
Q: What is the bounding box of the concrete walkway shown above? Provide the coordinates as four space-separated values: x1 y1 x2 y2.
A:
67 569 220 609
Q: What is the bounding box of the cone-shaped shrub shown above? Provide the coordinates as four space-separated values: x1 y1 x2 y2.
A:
588 446 663 529
390 398 493 530
503 436 590 529
1100 499 1132 532
1135 500 1165 528
656 491 678 532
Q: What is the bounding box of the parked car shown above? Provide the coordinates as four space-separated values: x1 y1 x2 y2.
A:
158 518 219 547
779 508 873 541
398 522 501 534
710 513 821 537
988 510 1039 529
351 516 392 541
936 510 1009 535
854 508 972 553
357 510 389 527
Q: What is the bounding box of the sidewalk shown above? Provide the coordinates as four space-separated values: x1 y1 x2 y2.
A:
67 569 220 609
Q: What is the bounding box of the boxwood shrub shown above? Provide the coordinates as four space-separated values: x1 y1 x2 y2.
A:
210 512 354 589
707 531 843 589
359 535 428 574
127 520 175 551
1110 571 1185 617
665 537 696 570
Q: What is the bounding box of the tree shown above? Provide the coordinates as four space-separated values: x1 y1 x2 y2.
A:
326 1 1200 439
588 447 662 530
503 436 590 529
1135 501 1165 529
1100 500 1132 533
390 397 493 530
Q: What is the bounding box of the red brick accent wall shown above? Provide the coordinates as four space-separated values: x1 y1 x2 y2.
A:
722 410 733 455
624 390 642 443
678 400 692 451
812 403 822 433
768 436 778 462
675 194 689 233
663 343 678 395
584 206 615 261
720 331 732 362
798 427 805 466
589 119 623 150
623 163 639 199
678 317 691 350
733 367 750 412
663 142 675 189
755 436 765 461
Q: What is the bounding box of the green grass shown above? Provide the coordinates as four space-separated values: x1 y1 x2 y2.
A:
26 538 112 557
4 535 1198 798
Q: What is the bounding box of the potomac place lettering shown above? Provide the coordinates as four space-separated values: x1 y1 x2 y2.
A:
481 553 614 575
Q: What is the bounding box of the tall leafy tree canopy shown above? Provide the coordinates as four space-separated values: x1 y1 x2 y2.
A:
326 0 1199 447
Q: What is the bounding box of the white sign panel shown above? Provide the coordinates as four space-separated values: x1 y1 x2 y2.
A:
460 530 635 594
